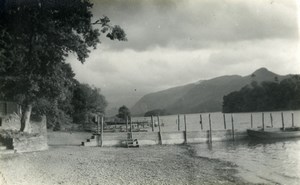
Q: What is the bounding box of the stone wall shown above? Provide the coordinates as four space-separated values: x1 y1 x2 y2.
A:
31 116 47 135
14 116 48 153
102 133 128 146
47 131 92 146
133 132 160 145
81 129 249 147
13 135 48 153
133 130 248 146
48 129 249 147
0 115 48 153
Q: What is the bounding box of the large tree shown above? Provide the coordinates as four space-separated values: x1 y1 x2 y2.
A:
0 0 126 132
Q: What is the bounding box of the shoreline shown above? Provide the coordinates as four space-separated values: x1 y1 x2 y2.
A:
0 144 255 185
184 145 253 184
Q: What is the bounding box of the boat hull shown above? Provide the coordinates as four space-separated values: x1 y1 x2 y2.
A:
247 128 300 139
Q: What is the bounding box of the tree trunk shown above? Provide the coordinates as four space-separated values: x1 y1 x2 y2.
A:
20 104 32 133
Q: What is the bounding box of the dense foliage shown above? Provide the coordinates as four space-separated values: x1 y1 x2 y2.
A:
72 83 107 125
0 0 126 132
222 75 300 113
117 105 131 121
144 109 169 117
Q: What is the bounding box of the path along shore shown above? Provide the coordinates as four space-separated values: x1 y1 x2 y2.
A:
0 132 256 185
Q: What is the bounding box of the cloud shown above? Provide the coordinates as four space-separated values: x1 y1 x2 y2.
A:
91 0 298 51
207 39 300 76
69 37 299 109
67 0 299 112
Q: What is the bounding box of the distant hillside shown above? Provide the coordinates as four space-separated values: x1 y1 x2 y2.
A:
223 75 300 112
131 83 196 116
131 68 290 116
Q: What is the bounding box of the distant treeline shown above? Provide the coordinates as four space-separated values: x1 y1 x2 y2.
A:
222 75 300 113
144 109 169 117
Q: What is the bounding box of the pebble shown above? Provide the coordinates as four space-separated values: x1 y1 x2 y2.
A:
0 145 253 185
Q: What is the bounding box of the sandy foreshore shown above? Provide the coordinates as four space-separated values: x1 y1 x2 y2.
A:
0 145 254 185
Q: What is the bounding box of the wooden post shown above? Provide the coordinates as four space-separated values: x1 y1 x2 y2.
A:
281 112 285 130
100 116 104 147
151 116 154 132
262 112 265 131
184 114 187 144
231 114 235 141
157 116 162 145
270 113 273 128
200 114 203 130
126 116 128 132
115 121 117 129
223 114 227 130
96 115 100 147
250 114 253 128
130 118 133 135
97 116 100 135
158 116 161 132
292 113 294 127
178 114 180 131
184 115 187 133
208 114 212 143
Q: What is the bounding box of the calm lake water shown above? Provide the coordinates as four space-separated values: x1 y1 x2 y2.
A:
192 139 300 185
133 110 300 132
133 110 300 184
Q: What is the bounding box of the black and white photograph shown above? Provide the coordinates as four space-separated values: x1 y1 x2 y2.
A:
0 0 300 184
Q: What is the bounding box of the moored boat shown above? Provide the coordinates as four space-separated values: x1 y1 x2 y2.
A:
247 127 300 139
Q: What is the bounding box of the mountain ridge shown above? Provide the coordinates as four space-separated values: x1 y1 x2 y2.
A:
131 68 290 116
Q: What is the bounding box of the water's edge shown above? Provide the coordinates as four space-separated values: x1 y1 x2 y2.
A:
182 144 259 185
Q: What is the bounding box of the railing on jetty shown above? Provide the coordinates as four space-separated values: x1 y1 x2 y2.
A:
104 120 151 133
105 121 149 125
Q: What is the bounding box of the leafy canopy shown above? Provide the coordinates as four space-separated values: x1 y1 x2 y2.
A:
72 83 107 124
0 0 126 106
117 105 131 120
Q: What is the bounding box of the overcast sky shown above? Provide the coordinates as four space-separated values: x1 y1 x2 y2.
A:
67 0 300 111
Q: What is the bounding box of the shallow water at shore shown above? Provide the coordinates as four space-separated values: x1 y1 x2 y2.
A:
190 139 300 185
133 110 300 184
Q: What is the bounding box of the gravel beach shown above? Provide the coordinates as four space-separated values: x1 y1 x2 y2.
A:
0 132 254 185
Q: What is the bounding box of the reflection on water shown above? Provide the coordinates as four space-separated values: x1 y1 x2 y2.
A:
191 139 300 185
